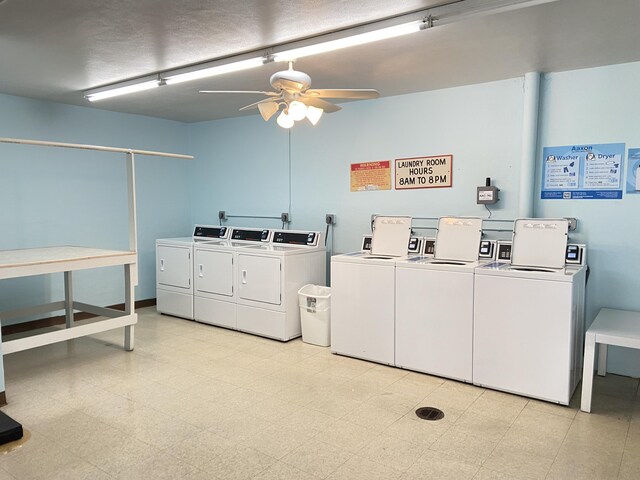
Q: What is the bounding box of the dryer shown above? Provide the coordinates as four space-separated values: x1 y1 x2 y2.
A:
193 227 270 329
473 218 587 404
235 229 325 341
395 217 486 383
156 225 230 319
331 216 412 365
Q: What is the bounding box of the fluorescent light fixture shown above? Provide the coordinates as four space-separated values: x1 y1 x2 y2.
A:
273 22 423 62
271 0 556 62
82 0 554 104
164 57 266 85
85 76 160 102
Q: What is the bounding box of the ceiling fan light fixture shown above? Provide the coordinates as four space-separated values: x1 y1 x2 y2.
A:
257 101 280 121
276 110 295 129
305 105 324 125
288 100 308 121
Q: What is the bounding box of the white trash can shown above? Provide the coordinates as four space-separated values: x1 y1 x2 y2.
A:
298 284 331 347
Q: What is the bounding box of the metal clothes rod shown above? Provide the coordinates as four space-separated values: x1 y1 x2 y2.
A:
412 226 513 233
225 215 282 220
411 216 515 223
0 137 193 159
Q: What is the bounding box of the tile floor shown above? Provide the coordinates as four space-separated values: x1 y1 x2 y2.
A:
0 306 639 479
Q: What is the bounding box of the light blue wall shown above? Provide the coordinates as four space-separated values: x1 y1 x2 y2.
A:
0 94 191 324
188 115 290 228
3 61 639 377
535 62 640 376
189 78 525 253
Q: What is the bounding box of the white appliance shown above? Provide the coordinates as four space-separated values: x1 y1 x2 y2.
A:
331 216 412 365
156 225 230 319
235 229 326 341
194 227 271 329
395 217 485 382
473 218 587 404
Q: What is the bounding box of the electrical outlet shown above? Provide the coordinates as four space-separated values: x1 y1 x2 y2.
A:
280 212 290 223
325 214 336 225
565 217 578 231
218 210 226 221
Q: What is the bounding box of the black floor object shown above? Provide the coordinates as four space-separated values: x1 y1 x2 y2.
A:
0 410 23 445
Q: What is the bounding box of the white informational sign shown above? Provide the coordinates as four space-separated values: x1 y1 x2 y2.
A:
626 148 640 194
395 155 453 190
541 143 624 200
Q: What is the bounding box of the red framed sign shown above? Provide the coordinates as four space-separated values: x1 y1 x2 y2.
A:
350 160 391 192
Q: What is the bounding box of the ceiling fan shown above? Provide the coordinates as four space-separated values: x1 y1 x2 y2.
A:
199 62 380 128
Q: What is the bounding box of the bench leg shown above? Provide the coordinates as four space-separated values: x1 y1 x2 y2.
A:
581 333 597 413
124 264 135 352
597 343 607 376
64 271 74 328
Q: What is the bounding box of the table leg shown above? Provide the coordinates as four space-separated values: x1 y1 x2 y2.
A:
581 332 597 413
597 343 607 376
64 271 74 328
124 264 135 351
0 330 5 406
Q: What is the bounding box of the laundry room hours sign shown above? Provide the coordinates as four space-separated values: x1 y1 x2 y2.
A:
395 155 453 190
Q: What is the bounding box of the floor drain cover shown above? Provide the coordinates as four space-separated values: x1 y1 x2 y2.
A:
415 407 445 421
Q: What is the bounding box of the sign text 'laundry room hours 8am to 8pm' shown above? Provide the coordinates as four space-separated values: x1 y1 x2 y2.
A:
395 155 453 190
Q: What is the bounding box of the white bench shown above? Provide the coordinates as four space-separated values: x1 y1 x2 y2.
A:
580 308 640 413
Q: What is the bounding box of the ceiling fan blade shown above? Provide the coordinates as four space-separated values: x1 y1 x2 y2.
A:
199 90 280 96
304 89 380 99
300 96 341 113
257 101 280 121
239 97 282 111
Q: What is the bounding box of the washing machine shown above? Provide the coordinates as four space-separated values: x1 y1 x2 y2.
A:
193 227 271 329
395 217 486 382
156 225 230 319
473 218 587 404
331 216 412 365
235 229 325 341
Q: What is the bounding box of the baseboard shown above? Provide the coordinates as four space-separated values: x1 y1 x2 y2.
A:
1 299 156 338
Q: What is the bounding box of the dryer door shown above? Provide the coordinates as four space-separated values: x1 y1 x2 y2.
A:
195 250 234 296
237 254 281 305
157 245 191 289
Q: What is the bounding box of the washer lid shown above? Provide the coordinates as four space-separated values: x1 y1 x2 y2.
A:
511 218 569 268
371 216 412 257
434 217 483 262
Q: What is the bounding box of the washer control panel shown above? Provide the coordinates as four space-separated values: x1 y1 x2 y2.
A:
478 240 496 259
193 225 229 239
232 228 270 242
565 244 587 266
407 237 422 253
496 241 513 261
423 238 436 256
495 241 587 266
361 235 373 252
273 231 320 246
362 235 421 253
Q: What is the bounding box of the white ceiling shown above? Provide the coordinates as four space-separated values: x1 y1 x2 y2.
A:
1 0 639 123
